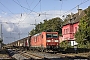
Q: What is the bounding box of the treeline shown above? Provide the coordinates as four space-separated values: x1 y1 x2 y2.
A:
30 17 63 36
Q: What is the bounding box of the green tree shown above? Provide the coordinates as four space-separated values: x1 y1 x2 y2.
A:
75 16 88 48
30 29 35 36
75 6 90 48
30 17 63 35
60 40 71 50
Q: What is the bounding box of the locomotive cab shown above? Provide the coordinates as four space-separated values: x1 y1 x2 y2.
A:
46 32 59 50
30 32 59 52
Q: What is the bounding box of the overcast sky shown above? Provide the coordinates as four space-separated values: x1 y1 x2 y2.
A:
0 0 90 44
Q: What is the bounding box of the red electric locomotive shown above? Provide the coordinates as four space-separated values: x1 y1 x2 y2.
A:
30 32 59 51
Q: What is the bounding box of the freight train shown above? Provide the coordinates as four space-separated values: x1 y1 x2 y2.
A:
10 32 60 52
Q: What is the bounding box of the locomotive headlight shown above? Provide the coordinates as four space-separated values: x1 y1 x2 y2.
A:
55 40 59 42
46 40 51 42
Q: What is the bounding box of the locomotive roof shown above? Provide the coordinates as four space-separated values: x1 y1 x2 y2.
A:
33 32 58 37
33 33 41 36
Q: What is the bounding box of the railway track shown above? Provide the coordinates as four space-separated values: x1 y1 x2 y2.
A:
7 48 50 60
7 48 90 60
20 51 50 60
0 49 16 60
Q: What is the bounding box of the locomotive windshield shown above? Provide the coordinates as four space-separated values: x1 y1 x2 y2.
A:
46 34 52 38
52 34 58 38
46 33 58 38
